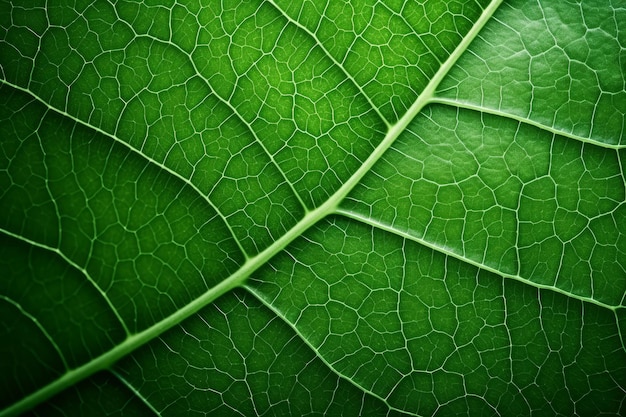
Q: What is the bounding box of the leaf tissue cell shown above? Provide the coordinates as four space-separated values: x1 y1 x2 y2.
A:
0 0 624 416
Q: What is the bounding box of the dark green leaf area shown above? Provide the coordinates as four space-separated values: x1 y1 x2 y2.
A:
27 372 153 417
115 290 405 417
0 234 125 409
507 283 626 416
0 87 244 336
343 105 626 307
0 88 60 248
249 216 626 416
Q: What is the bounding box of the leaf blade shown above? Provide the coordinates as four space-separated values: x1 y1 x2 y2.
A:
1 0 625 416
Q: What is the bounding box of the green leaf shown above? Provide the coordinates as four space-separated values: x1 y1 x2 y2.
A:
1 0 624 416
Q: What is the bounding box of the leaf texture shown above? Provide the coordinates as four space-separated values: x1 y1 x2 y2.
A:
0 0 624 416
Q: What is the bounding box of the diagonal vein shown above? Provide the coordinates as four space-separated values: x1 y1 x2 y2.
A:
0 227 130 336
0 79 248 258
430 98 626 150
265 0 391 127
0 0 503 415
0 295 69 371
335 207 620 311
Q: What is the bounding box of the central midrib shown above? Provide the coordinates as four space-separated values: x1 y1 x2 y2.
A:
0 1 503 415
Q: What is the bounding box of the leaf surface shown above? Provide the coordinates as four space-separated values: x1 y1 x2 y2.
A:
1 0 625 416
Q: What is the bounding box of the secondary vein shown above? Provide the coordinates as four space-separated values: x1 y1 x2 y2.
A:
0 0 504 415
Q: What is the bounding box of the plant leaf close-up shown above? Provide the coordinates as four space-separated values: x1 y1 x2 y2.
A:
1 0 625 415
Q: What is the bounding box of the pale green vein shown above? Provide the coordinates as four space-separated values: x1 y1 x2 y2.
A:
335 207 618 312
616 308 626 352
265 0 390 127
0 0 504 415
0 79 248 258
243 284 416 417
0 295 69 371
430 97 626 150
113 25 311 217
618 147 626 191
320 0 504 213
247 276 507 416
111 369 162 417
0 196 328 417
0 227 130 336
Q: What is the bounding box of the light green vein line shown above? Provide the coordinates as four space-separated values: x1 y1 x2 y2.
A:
0 295 69 370
0 79 248 258
0 227 131 336
110 370 162 416
0 201 328 417
111 19 310 215
335 207 618 312
320 0 504 214
615 309 626 352
265 0 390 127
429 97 626 150
242 284 418 417
0 0 503 415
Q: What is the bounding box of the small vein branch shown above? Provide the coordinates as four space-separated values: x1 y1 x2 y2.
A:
0 0 504 415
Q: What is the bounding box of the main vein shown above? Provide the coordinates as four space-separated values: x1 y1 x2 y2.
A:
0 0 503 415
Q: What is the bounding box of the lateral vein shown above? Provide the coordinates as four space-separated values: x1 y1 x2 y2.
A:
0 0 504 415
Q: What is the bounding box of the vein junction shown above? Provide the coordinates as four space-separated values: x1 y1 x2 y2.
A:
0 1 507 416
